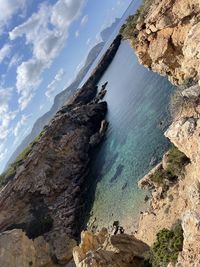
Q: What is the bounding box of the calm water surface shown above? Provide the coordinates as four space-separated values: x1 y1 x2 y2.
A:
87 41 175 231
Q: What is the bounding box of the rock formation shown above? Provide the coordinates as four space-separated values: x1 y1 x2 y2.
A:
73 228 149 267
0 35 123 267
0 85 107 265
130 0 200 85
120 1 200 265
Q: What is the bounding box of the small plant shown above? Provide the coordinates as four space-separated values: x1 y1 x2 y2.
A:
166 145 190 178
149 145 189 195
150 167 171 195
149 223 184 267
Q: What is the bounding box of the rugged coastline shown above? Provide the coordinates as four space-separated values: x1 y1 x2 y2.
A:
0 36 121 267
1 0 200 266
73 0 200 266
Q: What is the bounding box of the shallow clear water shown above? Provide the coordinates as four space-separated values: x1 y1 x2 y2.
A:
87 41 175 231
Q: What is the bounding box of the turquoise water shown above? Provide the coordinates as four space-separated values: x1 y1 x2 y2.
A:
87 41 175 231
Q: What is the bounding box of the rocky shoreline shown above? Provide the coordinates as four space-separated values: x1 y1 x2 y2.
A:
0 35 122 267
1 0 200 266
70 0 200 266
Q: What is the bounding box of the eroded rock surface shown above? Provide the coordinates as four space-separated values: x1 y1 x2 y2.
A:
73 228 149 267
0 83 107 265
0 229 55 267
133 0 200 85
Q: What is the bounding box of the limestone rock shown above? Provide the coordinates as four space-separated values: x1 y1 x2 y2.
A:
73 229 149 267
182 85 200 98
0 229 55 267
132 0 200 85
176 211 200 266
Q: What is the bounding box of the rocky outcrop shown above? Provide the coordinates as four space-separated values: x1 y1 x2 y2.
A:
131 0 200 85
73 228 149 267
164 105 200 266
0 33 123 266
0 229 54 267
136 83 200 266
0 84 108 266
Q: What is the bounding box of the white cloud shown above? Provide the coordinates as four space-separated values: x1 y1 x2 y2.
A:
81 14 88 26
39 104 44 110
8 53 23 69
13 114 32 137
75 30 79 38
0 44 12 63
0 144 8 161
0 0 26 33
86 38 91 46
45 68 65 100
9 0 85 110
0 86 17 141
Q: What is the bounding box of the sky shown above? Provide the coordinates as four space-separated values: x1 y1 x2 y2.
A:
0 0 132 173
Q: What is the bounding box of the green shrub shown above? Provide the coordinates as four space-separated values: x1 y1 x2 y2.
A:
149 146 189 195
150 167 171 195
120 0 152 42
166 145 190 178
0 130 46 187
149 223 184 267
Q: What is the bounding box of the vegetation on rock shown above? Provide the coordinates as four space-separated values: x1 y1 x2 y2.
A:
166 145 190 178
149 223 184 267
0 130 45 187
150 145 189 193
120 0 151 42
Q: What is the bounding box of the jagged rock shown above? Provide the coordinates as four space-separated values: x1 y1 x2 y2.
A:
0 229 55 267
182 85 200 98
177 211 200 266
73 229 149 267
132 0 200 85
89 120 109 146
0 83 108 267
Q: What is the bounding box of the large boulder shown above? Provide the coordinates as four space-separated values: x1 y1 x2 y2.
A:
73 229 149 267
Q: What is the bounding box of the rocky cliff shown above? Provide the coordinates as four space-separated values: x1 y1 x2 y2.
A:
6 18 121 171
123 0 200 86
72 1 200 267
73 228 149 267
0 85 107 265
120 0 200 266
0 36 122 267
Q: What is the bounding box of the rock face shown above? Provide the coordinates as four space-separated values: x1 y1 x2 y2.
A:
0 35 123 267
0 84 107 265
136 82 200 266
164 106 200 266
73 229 149 267
0 229 58 267
132 0 200 85
121 2 200 265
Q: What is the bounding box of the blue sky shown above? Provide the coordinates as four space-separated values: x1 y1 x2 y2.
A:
0 0 132 173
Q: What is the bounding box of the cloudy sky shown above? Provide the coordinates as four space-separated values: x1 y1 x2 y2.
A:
0 0 132 173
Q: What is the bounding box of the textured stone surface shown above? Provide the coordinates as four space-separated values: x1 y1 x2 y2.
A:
73 229 149 267
0 229 54 267
0 85 107 265
132 0 200 85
